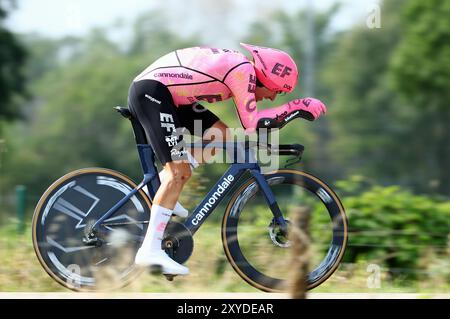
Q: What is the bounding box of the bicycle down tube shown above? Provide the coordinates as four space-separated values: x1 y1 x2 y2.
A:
91 140 289 237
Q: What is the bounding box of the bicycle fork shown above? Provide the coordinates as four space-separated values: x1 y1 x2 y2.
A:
250 169 289 235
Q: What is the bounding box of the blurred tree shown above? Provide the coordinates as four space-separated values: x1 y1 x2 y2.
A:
1 13 201 204
20 35 63 82
390 0 450 194
128 10 198 59
2 30 147 196
324 0 450 195
0 0 27 123
323 0 429 190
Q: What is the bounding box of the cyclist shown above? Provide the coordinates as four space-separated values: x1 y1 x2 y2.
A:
129 43 327 275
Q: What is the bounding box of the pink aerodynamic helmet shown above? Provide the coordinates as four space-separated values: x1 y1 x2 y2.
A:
240 43 299 93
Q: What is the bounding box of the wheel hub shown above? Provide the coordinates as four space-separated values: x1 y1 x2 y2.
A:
268 219 292 248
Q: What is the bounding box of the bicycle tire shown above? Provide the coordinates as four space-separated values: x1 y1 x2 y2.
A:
32 168 151 291
221 169 348 292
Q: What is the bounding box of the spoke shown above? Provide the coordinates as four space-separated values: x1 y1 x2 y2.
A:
102 216 148 228
94 258 109 266
47 236 95 253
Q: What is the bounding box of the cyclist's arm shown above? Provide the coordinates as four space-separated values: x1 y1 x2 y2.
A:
224 65 327 133
252 98 327 130
223 63 259 133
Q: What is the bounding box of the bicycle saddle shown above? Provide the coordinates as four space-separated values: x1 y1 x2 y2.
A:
114 106 132 119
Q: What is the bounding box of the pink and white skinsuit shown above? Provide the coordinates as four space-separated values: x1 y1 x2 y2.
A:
128 46 326 164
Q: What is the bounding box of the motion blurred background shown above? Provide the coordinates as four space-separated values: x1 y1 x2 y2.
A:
0 0 449 293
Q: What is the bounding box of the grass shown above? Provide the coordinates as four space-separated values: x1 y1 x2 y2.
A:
0 220 65 292
0 218 258 293
1 218 450 294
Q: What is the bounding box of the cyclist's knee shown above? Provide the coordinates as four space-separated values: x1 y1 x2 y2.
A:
163 162 191 186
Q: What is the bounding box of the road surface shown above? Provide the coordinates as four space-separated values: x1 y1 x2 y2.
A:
1 293 449 299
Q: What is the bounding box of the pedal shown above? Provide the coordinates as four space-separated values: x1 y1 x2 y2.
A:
165 274 177 282
82 235 103 247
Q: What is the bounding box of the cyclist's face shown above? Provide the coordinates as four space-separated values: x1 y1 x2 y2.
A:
255 86 278 102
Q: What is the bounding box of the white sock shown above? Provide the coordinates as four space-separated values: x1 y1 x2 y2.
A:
140 204 172 251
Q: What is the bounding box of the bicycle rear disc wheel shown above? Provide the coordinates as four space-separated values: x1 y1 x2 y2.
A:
32 168 151 291
222 170 347 292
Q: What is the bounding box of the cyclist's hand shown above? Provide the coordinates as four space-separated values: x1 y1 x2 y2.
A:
289 98 327 121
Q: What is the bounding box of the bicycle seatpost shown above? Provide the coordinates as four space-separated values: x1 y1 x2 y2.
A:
130 117 148 145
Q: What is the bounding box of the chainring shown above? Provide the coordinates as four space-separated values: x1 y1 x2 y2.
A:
162 222 194 264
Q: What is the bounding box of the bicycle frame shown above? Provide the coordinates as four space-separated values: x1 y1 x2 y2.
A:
88 109 303 238
91 142 288 236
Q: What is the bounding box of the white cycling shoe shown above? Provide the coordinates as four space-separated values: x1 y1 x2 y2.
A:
135 248 190 276
142 185 189 218
171 202 189 218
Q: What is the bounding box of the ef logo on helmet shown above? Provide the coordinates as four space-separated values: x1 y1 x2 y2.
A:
271 63 293 78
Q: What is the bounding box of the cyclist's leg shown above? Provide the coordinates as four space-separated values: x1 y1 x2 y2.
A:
128 79 191 209
128 79 190 274
152 103 223 217
152 161 191 208
176 103 231 164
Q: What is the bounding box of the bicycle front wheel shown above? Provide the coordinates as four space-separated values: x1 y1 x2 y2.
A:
32 168 151 291
222 169 347 292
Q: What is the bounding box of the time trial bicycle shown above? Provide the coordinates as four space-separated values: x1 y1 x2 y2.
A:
32 106 348 292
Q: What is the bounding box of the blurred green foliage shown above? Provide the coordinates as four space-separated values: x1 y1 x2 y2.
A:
325 0 450 194
1 18 200 200
334 176 450 279
1 1 449 192
0 0 27 125
2 0 449 203
390 0 450 195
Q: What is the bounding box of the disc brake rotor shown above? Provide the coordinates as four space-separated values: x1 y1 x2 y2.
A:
268 219 292 248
